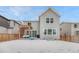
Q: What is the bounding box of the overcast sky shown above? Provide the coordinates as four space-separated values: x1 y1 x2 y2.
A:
0 6 79 22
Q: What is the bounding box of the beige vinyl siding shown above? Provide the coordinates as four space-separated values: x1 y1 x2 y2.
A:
60 23 71 35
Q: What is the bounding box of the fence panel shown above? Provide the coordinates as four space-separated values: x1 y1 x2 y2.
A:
0 34 19 42
60 35 79 42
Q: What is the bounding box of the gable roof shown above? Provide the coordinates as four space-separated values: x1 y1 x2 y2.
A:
39 8 60 17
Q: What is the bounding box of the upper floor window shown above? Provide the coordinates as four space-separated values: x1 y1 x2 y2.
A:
50 18 53 23
46 18 54 23
74 24 77 28
27 31 29 35
46 18 49 23
28 22 31 26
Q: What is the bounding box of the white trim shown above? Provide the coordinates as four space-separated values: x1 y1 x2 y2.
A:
43 28 57 36
52 28 57 36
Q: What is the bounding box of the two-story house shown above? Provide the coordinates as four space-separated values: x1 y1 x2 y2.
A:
21 8 60 40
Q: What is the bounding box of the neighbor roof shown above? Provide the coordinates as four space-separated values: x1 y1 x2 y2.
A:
61 22 79 25
0 15 10 21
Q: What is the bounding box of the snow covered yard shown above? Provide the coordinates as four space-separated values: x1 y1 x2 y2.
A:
0 39 79 53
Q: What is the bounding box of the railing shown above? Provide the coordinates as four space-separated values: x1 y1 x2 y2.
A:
0 34 20 42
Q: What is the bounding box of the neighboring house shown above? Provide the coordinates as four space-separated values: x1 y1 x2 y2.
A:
0 15 9 34
60 22 79 42
0 15 20 34
60 22 79 36
20 8 60 40
8 20 20 34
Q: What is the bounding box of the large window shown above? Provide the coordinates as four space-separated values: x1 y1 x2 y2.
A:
32 31 37 37
44 29 56 35
48 29 52 35
46 18 49 23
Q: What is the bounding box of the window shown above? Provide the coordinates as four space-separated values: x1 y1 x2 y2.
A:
48 29 52 35
74 24 77 28
28 22 31 26
32 31 37 37
30 26 32 29
53 29 56 35
34 31 37 37
46 18 49 23
50 18 53 23
60 28 62 31
27 31 29 35
46 18 54 23
44 29 47 35
76 31 79 35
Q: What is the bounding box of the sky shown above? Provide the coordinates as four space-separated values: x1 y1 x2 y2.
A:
0 6 79 22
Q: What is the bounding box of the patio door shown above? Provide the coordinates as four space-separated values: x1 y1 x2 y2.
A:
31 31 37 37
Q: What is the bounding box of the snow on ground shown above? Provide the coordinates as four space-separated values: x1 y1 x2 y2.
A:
0 39 79 53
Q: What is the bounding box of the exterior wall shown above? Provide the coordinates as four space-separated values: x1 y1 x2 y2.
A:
0 16 9 34
61 23 79 36
22 21 39 35
71 23 79 36
60 23 79 42
30 22 39 35
8 20 20 34
0 16 9 28
60 23 71 35
0 26 8 34
39 9 60 40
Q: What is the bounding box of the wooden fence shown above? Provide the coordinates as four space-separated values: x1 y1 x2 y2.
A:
0 34 20 42
60 35 79 42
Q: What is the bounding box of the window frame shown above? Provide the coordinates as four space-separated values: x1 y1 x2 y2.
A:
48 29 52 35
52 28 57 35
44 29 47 35
46 18 49 23
50 18 53 23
